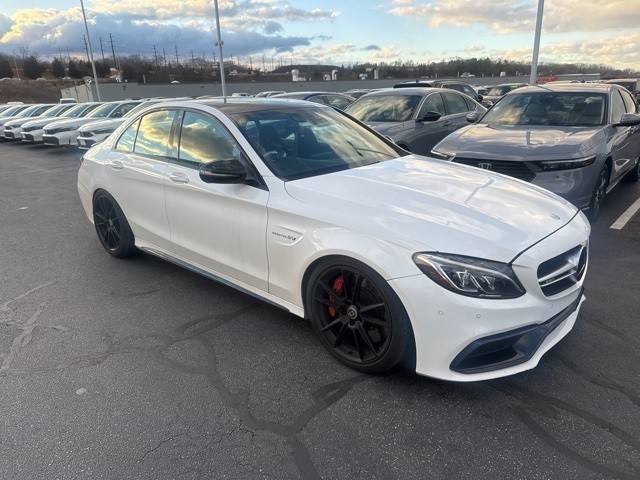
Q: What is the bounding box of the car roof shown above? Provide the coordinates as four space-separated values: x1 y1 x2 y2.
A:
363 87 451 96
512 83 617 94
185 98 326 113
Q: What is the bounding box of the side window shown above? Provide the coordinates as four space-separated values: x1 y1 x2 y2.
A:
115 119 140 153
111 103 138 118
463 96 477 110
178 111 242 168
309 95 328 105
610 90 626 123
418 93 446 117
446 83 464 93
620 89 637 113
134 110 177 158
326 95 351 110
443 92 470 115
462 85 477 98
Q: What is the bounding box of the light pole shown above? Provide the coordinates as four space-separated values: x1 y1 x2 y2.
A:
529 0 544 85
79 0 101 100
213 0 227 101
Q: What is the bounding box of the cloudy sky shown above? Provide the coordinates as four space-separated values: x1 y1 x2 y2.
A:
1 0 639 69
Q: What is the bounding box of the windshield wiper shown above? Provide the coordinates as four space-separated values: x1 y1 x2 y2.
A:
346 140 394 157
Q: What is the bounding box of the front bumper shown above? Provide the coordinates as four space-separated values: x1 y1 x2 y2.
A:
42 131 78 146
390 212 590 381
22 130 44 143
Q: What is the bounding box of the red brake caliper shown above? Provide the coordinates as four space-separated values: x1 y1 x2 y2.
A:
328 275 344 318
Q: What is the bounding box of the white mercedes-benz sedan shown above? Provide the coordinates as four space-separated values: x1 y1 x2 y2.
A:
77 99 590 381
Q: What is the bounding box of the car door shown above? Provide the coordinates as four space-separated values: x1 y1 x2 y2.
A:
608 88 637 182
441 92 472 135
620 88 640 171
163 109 269 291
105 109 175 249
408 93 449 154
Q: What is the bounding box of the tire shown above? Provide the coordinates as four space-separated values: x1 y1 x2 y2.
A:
624 157 640 182
305 257 415 374
92 190 137 258
587 166 609 222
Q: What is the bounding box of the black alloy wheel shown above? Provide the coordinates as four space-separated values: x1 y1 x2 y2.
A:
93 191 137 258
307 259 414 373
589 166 609 221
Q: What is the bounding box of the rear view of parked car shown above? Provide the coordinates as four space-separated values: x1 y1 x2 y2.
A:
432 84 640 219
346 88 486 155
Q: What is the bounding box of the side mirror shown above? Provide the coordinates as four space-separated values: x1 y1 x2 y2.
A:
466 111 481 123
613 113 640 127
199 159 247 184
476 94 483 103
419 111 441 122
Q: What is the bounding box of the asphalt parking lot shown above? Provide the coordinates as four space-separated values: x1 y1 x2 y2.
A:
1 142 639 480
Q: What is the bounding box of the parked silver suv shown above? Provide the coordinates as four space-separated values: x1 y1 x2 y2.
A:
431 84 640 219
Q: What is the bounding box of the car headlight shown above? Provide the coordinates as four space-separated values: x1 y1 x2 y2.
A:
537 156 596 171
413 253 525 299
92 128 115 135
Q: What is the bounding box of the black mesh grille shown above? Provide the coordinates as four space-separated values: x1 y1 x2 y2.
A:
453 157 535 182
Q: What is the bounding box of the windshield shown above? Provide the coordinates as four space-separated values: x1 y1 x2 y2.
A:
61 104 93 118
28 105 55 117
87 103 117 118
41 104 73 117
124 100 162 118
1 105 28 117
487 86 513 96
229 106 401 181
481 92 607 127
346 95 421 122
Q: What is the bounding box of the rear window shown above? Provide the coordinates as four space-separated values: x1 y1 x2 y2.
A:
346 95 421 122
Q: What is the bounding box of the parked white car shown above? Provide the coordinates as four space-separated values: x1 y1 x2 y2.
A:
0 104 34 130
43 100 139 147
76 98 191 149
2 103 71 140
77 99 590 381
21 103 102 143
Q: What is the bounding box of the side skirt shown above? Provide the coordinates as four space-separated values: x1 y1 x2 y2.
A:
139 246 304 317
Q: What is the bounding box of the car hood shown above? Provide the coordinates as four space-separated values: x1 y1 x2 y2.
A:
79 118 124 132
285 155 578 262
0 115 26 126
45 117 98 129
435 124 603 161
5 115 47 127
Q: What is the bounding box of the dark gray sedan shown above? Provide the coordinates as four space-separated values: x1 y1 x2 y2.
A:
345 87 486 156
431 83 640 219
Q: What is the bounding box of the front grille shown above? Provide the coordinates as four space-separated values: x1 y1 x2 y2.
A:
4 131 14 138
537 244 588 297
453 157 535 182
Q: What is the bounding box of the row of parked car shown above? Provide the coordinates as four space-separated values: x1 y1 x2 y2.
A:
2 77 640 219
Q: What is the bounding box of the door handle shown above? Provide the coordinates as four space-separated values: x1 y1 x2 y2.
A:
168 172 190 184
108 160 124 170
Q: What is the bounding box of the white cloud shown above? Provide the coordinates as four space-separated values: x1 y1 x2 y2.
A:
388 0 640 34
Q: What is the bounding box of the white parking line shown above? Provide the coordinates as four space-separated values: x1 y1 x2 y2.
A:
610 196 640 230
